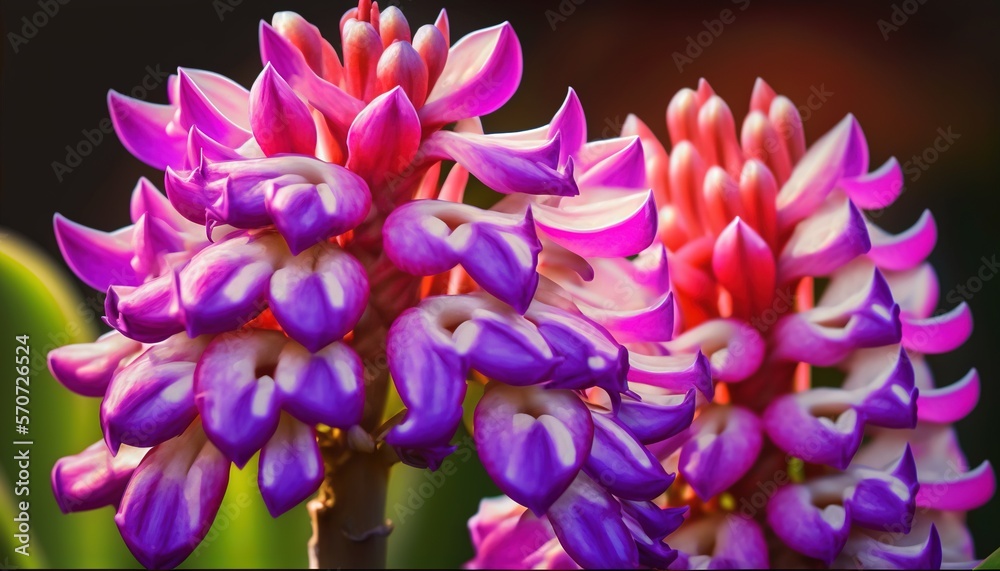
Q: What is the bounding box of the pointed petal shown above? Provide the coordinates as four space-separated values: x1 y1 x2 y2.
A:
249 64 317 156
916 461 995 511
258 414 324 517
764 391 863 469
867 210 936 271
273 341 365 428
547 473 639 569
901 302 973 354
917 368 980 423
585 412 674 501
346 87 421 193
627 351 713 398
108 90 185 170
532 189 656 257
52 441 146 513
54 214 142 291
105 273 185 343
48 331 141 397
679 405 763 499
617 389 695 444
115 423 230 569
176 69 252 149
766 484 851 565
712 218 776 319
840 157 904 210
377 41 428 108
777 197 871 282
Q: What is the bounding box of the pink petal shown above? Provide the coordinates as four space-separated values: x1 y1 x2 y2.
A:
917 368 980 424
249 64 317 156
532 189 656 257
867 210 937 271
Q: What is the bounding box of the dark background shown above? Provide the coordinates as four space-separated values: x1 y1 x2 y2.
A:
2 0 999 564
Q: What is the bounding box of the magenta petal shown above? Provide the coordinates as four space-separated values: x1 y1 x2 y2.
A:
420 22 522 127
585 412 674 501
777 197 871 282
665 319 765 383
258 21 363 142
54 214 142 291
129 177 197 232
577 137 647 189
867 210 936 271
105 273 185 343
249 64 317 156
346 87 421 193
258 415 323 517
475 384 593 515
679 405 763 500
115 423 230 569
108 90 185 170
48 331 141 397
422 130 577 197
178 233 284 336
712 218 775 318
901 302 973 354
627 351 713 398
101 336 207 453
264 163 371 255
176 69 252 149
840 156 904 210
547 473 639 569
52 441 146 513
916 461 995 511
533 188 657 258
617 389 696 444
846 446 918 532
269 245 368 352
766 484 851 565
763 391 864 469
917 368 980 423
273 341 364 428
385 307 468 452
853 347 917 429
710 515 770 569
194 330 286 467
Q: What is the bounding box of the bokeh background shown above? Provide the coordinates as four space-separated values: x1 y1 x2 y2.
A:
2 0 998 567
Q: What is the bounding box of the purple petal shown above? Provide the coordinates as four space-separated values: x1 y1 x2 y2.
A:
616 389 696 444
105 273 185 343
852 347 917 429
585 412 674 501
840 157 904 210
258 414 323 517
268 245 368 352
273 341 364 428
577 137 647 189
420 23 522 127
48 331 141 397
249 64 317 156
867 210 936 271
533 188 657 258
772 263 900 366
475 384 593 515
901 302 973 354
346 87 421 195
101 336 208 453
176 68 251 149
776 114 868 228
115 423 230 569
52 441 146 513
108 90 185 170
53 214 142 291
766 484 851 565
547 473 639 569
838 524 942 570
175 68 251 130
455 309 559 386
129 177 198 231
679 405 763 500
627 351 713 398
620 500 686 541
385 307 468 454
917 368 979 423
777 196 871 282
194 330 286 467
846 446 918 532
916 461 995 511
466 497 561 570
528 303 628 395
763 391 864 469
665 318 765 382
264 163 371 255
709 515 769 569
178 233 285 336
422 130 577 197
130 213 186 277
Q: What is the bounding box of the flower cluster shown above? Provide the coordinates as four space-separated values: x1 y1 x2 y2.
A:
467 79 995 569
48 1 702 569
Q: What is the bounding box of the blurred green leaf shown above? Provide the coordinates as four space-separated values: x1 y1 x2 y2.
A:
977 546 1000 569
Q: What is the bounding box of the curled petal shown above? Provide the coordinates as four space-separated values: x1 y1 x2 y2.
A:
176 69 252 149
258 414 324 517
52 441 146 514
846 446 918 532
108 91 185 170
195 330 286 467
900 302 973 354
627 350 713 398
839 157 904 210
764 391 864 469
666 319 765 383
532 188 657 258
249 64 317 156
268 245 369 352
101 335 208 453
616 389 695 444
115 423 230 569
273 341 365 428
475 384 593 515
420 22 522 127
917 368 980 424
867 209 937 272
777 196 871 282
585 412 674 501
48 331 141 397
454 309 558 385
837 524 942 570
106 273 185 343
916 461 995 511
767 484 851 565
679 404 763 500
54 214 142 291
577 137 647 189
547 473 639 569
